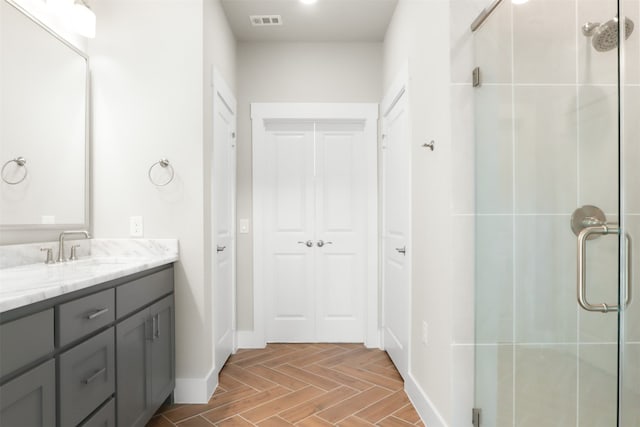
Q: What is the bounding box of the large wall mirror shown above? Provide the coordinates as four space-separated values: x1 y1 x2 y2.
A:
0 0 89 231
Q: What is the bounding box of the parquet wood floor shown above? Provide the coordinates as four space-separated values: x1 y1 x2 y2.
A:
148 344 424 427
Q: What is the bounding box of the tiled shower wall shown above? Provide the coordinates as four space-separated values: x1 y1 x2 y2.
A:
450 0 640 426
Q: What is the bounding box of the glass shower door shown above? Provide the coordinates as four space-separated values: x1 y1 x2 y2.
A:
471 0 634 425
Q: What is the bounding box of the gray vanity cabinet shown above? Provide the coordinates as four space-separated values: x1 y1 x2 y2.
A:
116 295 175 427
0 359 56 427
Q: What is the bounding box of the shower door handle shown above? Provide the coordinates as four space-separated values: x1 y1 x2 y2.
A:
577 224 631 313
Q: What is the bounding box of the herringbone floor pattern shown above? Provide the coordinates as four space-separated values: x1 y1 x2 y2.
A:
148 343 424 427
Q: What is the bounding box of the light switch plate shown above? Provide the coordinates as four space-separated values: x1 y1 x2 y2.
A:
239 218 249 234
130 216 143 237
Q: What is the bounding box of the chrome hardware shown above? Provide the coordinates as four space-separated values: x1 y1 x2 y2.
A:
472 408 481 427
232 132 236 138
87 308 109 320
470 0 504 32
57 230 90 263
155 314 160 339
1 157 28 185
148 158 175 186
577 224 632 313
571 205 607 239
40 247 55 264
82 368 106 385
317 240 333 248
69 244 81 261
396 246 406 255
472 67 481 87
152 315 157 341
422 140 435 151
298 240 313 248
216 245 226 253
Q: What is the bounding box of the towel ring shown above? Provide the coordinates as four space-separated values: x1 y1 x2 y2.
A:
148 158 174 186
1 157 28 185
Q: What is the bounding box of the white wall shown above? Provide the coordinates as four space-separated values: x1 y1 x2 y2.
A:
383 1 474 425
235 41 382 330
89 0 236 403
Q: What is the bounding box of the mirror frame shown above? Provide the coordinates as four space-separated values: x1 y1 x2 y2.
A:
1 0 90 232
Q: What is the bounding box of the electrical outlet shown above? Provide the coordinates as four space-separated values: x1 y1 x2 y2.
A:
422 321 429 345
130 216 143 237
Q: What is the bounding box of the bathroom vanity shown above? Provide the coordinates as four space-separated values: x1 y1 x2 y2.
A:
0 240 178 427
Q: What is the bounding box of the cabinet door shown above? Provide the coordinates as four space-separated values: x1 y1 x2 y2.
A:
0 359 55 427
116 308 150 427
149 295 175 409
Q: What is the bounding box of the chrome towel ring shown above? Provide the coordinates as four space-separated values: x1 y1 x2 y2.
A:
1 157 28 185
148 158 174 186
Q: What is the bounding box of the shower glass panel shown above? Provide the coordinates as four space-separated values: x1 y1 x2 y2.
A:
472 0 636 425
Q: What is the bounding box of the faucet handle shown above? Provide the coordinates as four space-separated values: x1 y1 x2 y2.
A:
40 248 55 264
69 244 81 261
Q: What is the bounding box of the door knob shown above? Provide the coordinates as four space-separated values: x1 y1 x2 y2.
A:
216 245 226 253
298 240 313 248
317 240 333 248
395 246 406 255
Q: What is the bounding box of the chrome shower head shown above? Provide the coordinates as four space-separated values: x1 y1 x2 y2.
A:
582 17 635 52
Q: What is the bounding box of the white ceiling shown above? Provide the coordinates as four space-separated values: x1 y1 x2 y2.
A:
220 0 399 42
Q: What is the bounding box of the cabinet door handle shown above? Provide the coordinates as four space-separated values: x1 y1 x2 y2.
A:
82 368 106 385
151 315 157 341
87 308 109 320
155 314 161 339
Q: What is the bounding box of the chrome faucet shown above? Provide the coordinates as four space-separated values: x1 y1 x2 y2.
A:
57 230 90 263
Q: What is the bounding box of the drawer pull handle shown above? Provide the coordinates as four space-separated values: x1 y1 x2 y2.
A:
87 308 109 320
82 368 106 385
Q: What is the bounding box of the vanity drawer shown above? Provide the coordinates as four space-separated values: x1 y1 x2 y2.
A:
117 267 173 318
59 328 115 427
79 398 115 427
57 289 115 347
0 309 54 378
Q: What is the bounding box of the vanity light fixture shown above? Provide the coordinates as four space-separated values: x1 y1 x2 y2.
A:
69 0 96 38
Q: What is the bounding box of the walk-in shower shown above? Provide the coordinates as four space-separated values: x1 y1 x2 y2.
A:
469 0 638 425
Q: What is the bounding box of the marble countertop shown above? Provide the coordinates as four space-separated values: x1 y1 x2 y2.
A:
0 239 178 314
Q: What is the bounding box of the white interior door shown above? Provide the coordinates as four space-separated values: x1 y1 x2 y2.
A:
263 121 317 342
212 74 236 373
315 122 367 342
261 119 369 343
382 88 411 379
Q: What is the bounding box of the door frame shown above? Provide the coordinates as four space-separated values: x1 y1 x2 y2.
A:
211 68 237 371
250 103 379 348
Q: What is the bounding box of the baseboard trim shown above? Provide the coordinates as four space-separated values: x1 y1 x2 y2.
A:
236 330 266 349
174 365 218 404
405 372 448 427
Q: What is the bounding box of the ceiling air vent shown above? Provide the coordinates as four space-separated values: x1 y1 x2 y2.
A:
250 15 283 26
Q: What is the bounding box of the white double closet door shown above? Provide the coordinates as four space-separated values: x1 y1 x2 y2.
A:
262 120 368 343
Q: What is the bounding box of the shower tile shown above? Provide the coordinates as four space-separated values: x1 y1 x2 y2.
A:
452 215 475 344
515 215 577 343
475 345 514 427
513 0 577 84
475 85 513 214
623 86 640 215
474 0 512 84
451 345 475 427
619 343 640 426
578 223 618 343
476 215 513 344
621 215 640 342
451 84 475 215
622 0 640 85
515 344 577 427
578 85 619 214
578 344 618 427
514 86 578 214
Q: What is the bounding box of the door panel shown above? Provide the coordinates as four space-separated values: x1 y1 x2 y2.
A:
382 93 410 379
315 122 367 342
213 83 236 373
264 123 316 341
